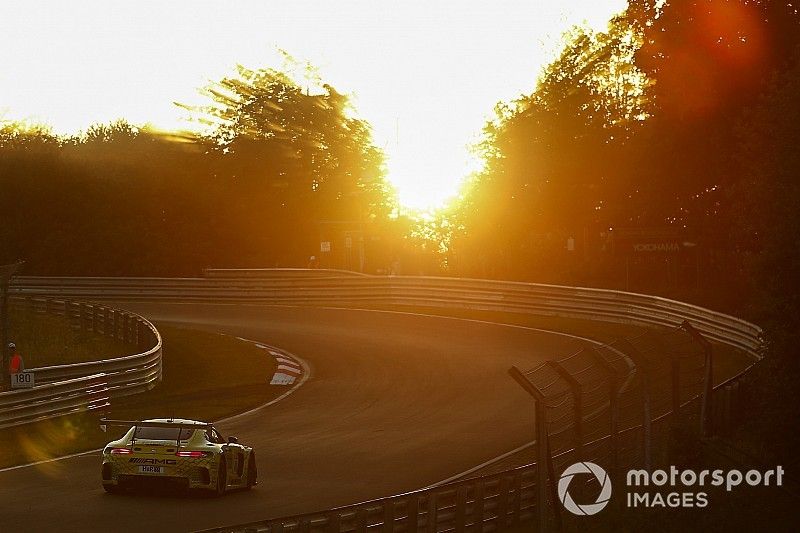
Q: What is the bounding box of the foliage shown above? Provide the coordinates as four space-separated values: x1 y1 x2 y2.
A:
450 0 800 299
452 15 652 280
0 60 393 274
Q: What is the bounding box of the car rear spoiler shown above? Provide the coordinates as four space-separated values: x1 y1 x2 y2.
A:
100 418 213 432
100 419 214 448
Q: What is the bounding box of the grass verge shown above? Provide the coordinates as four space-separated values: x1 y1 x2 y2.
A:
0 324 283 469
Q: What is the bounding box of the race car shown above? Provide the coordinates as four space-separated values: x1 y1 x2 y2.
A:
100 418 257 495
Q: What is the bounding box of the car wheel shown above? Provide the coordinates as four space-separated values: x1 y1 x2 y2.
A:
246 454 257 489
214 460 227 497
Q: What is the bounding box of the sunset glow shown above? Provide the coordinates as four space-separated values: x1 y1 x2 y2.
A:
0 0 627 210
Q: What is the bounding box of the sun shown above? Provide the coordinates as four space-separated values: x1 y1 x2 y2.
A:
0 0 628 211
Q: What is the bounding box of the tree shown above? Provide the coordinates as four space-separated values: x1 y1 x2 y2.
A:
180 61 391 266
451 15 651 280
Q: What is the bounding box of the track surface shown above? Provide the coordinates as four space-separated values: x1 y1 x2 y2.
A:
0 303 606 532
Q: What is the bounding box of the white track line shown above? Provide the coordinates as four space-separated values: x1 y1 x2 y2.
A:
217 339 309 425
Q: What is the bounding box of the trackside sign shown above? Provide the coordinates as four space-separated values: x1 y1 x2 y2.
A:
612 228 685 256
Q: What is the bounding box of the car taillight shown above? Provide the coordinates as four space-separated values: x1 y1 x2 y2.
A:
175 450 209 458
110 448 133 455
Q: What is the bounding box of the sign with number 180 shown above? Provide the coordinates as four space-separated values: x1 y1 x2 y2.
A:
11 372 35 389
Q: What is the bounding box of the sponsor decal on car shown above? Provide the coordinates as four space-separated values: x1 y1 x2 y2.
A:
128 458 178 465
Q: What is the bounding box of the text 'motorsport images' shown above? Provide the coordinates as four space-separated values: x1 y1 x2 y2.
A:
100 419 257 496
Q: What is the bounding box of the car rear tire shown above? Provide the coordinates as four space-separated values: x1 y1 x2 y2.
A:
214 460 227 497
246 454 257 489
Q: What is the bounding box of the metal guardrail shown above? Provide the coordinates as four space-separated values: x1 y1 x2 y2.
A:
12 274 764 360
0 373 109 430
204 268 369 278
198 462 539 533
0 297 162 428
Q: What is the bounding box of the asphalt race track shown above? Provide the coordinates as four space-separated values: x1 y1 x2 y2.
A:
0 303 618 532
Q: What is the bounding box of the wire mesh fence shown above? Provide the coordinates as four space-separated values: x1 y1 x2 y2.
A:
508 319 732 531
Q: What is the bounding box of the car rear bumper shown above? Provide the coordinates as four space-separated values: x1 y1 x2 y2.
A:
102 458 216 489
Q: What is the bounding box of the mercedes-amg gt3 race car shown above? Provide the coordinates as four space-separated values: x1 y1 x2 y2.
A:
100 418 257 495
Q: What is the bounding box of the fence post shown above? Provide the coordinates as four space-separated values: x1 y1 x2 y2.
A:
297 518 311 533
497 476 509 529
510 471 522 524
326 512 340 533
508 366 550 532
613 339 652 472
671 355 681 428
355 507 368 533
426 492 437 533
473 482 485 532
721 384 732 434
383 500 395 533
681 321 713 438
546 360 583 460
586 346 622 477
455 486 467 532
406 495 419 532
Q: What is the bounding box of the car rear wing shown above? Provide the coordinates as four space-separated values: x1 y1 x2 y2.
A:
101 419 215 448
100 418 213 432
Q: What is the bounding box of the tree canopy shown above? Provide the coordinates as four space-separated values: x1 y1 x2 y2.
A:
0 61 394 274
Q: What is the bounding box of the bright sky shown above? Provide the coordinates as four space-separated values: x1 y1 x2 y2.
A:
0 0 627 210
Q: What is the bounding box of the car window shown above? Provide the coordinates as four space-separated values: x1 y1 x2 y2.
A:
212 428 226 444
134 426 194 441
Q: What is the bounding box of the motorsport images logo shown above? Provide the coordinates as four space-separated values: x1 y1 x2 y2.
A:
557 462 612 516
558 462 785 515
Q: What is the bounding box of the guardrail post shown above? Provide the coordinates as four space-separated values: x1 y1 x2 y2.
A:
383 500 396 532
426 492 437 533
326 511 340 533
681 321 714 438
546 360 583 460
473 482 485 531
455 486 467 532
406 495 419 532
355 507 368 533
510 471 522 525
497 476 509 529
